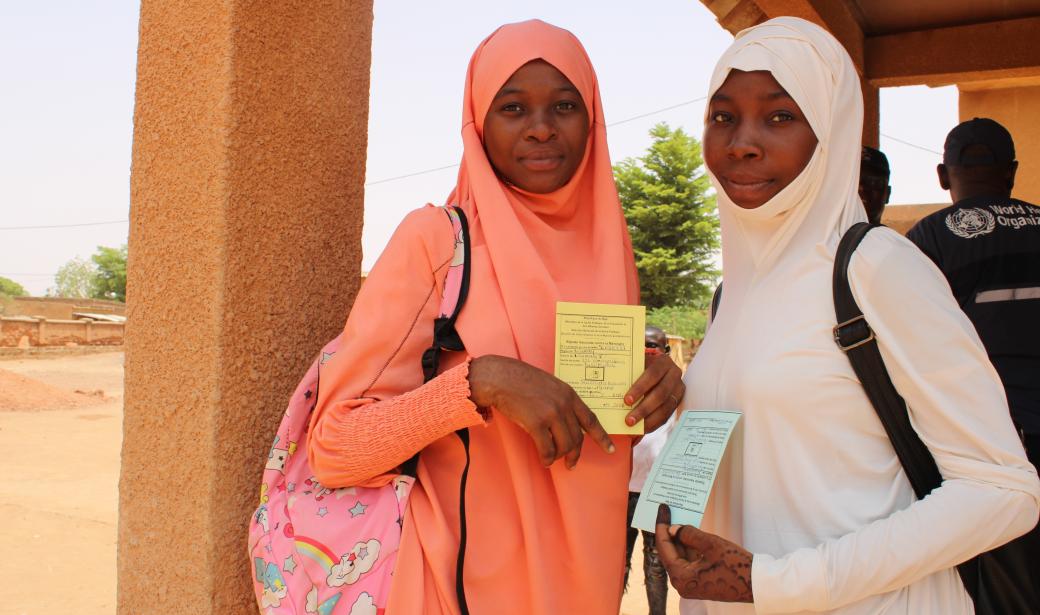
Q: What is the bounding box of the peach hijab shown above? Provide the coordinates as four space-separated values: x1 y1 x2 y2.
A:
448 19 640 370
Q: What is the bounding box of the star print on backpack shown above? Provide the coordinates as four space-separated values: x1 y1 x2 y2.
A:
247 206 471 614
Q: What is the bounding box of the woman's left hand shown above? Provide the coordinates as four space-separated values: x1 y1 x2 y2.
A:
655 504 754 603
624 353 684 433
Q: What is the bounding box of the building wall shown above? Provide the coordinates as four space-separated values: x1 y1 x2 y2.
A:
882 203 947 235
0 296 126 320
0 317 123 347
119 2 374 613
959 83 1040 204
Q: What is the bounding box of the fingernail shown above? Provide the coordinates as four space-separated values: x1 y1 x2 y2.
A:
624 395 634 405
656 503 671 525
626 416 636 426
608 443 616 454
669 524 680 536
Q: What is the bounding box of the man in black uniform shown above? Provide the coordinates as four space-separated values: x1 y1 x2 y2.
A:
860 146 891 225
907 117 1040 467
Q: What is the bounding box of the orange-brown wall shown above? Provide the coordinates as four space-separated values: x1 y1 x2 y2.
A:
0 317 123 347
120 2 373 613
0 296 125 319
882 203 947 235
959 83 1040 204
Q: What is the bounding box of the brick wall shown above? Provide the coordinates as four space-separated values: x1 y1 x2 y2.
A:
0 317 123 347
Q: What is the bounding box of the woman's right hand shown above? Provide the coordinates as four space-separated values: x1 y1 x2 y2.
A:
468 355 616 469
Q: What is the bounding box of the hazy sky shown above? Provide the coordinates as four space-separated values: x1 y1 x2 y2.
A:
1 1 957 295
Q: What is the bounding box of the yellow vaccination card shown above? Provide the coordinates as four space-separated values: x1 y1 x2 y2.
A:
554 301 646 435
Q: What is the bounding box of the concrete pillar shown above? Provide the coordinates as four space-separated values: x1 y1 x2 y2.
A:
120 2 373 613
861 76 880 148
959 80 1040 204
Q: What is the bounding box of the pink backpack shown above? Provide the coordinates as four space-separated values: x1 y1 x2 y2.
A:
249 206 470 615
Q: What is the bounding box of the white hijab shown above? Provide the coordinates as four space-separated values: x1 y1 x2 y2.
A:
693 17 867 398
682 19 1040 615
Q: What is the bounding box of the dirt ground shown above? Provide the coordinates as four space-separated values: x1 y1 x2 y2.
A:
0 350 681 615
0 351 123 615
620 537 685 615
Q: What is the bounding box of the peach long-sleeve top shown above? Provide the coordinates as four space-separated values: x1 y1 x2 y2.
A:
308 206 632 615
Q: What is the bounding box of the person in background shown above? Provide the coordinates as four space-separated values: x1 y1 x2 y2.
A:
907 117 1040 468
860 145 891 225
624 325 674 615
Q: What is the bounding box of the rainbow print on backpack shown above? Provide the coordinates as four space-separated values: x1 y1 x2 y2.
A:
248 206 470 614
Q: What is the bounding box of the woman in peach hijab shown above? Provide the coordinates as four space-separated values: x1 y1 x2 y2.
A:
308 20 684 615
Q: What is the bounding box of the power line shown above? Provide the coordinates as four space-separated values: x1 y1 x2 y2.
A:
363 96 711 186
0 219 128 231
606 96 708 127
365 164 460 186
2 100 943 230
880 132 941 156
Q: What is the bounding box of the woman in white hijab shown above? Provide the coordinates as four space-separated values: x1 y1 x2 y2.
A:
655 17 1040 615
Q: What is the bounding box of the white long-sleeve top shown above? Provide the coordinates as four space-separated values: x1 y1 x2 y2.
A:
682 229 1040 615
684 19 1040 615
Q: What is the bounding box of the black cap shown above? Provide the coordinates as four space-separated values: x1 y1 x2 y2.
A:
943 117 1015 166
861 146 889 176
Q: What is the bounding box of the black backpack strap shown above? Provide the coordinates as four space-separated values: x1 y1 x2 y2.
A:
833 222 945 499
412 205 474 614
421 206 472 383
832 222 984 602
401 206 472 480
710 282 723 321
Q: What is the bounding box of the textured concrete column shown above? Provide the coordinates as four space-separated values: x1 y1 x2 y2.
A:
960 82 1040 204
861 76 879 148
120 2 373 613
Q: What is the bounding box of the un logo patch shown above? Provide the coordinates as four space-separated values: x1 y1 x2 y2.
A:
945 208 995 239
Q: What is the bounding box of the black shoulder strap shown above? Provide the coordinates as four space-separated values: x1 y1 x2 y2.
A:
833 222 996 604
832 221 944 500
420 206 471 383
403 206 471 478
409 206 474 615
710 282 723 321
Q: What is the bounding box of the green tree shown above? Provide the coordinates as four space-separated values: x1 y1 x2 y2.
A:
614 122 719 309
648 305 708 342
50 257 96 298
0 276 28 297
91 244 127 302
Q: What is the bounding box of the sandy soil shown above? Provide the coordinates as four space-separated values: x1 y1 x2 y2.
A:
0 352 123 615
620 535 684 615
0 350 682 615
0 368 109 412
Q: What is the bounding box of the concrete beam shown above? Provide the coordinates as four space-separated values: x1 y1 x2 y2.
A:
753 0 865 71
862 76 880 148
866 17 1040 87
703 0 767 33
120 1 373 613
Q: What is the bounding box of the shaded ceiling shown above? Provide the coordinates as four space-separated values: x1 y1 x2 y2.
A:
852 0 1040 36
700 0 1040 87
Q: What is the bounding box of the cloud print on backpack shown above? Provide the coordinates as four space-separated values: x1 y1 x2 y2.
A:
327 539 381 587
348 592 378 615
255 557 289 608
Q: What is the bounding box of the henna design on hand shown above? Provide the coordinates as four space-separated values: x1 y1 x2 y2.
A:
655 504 754 603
